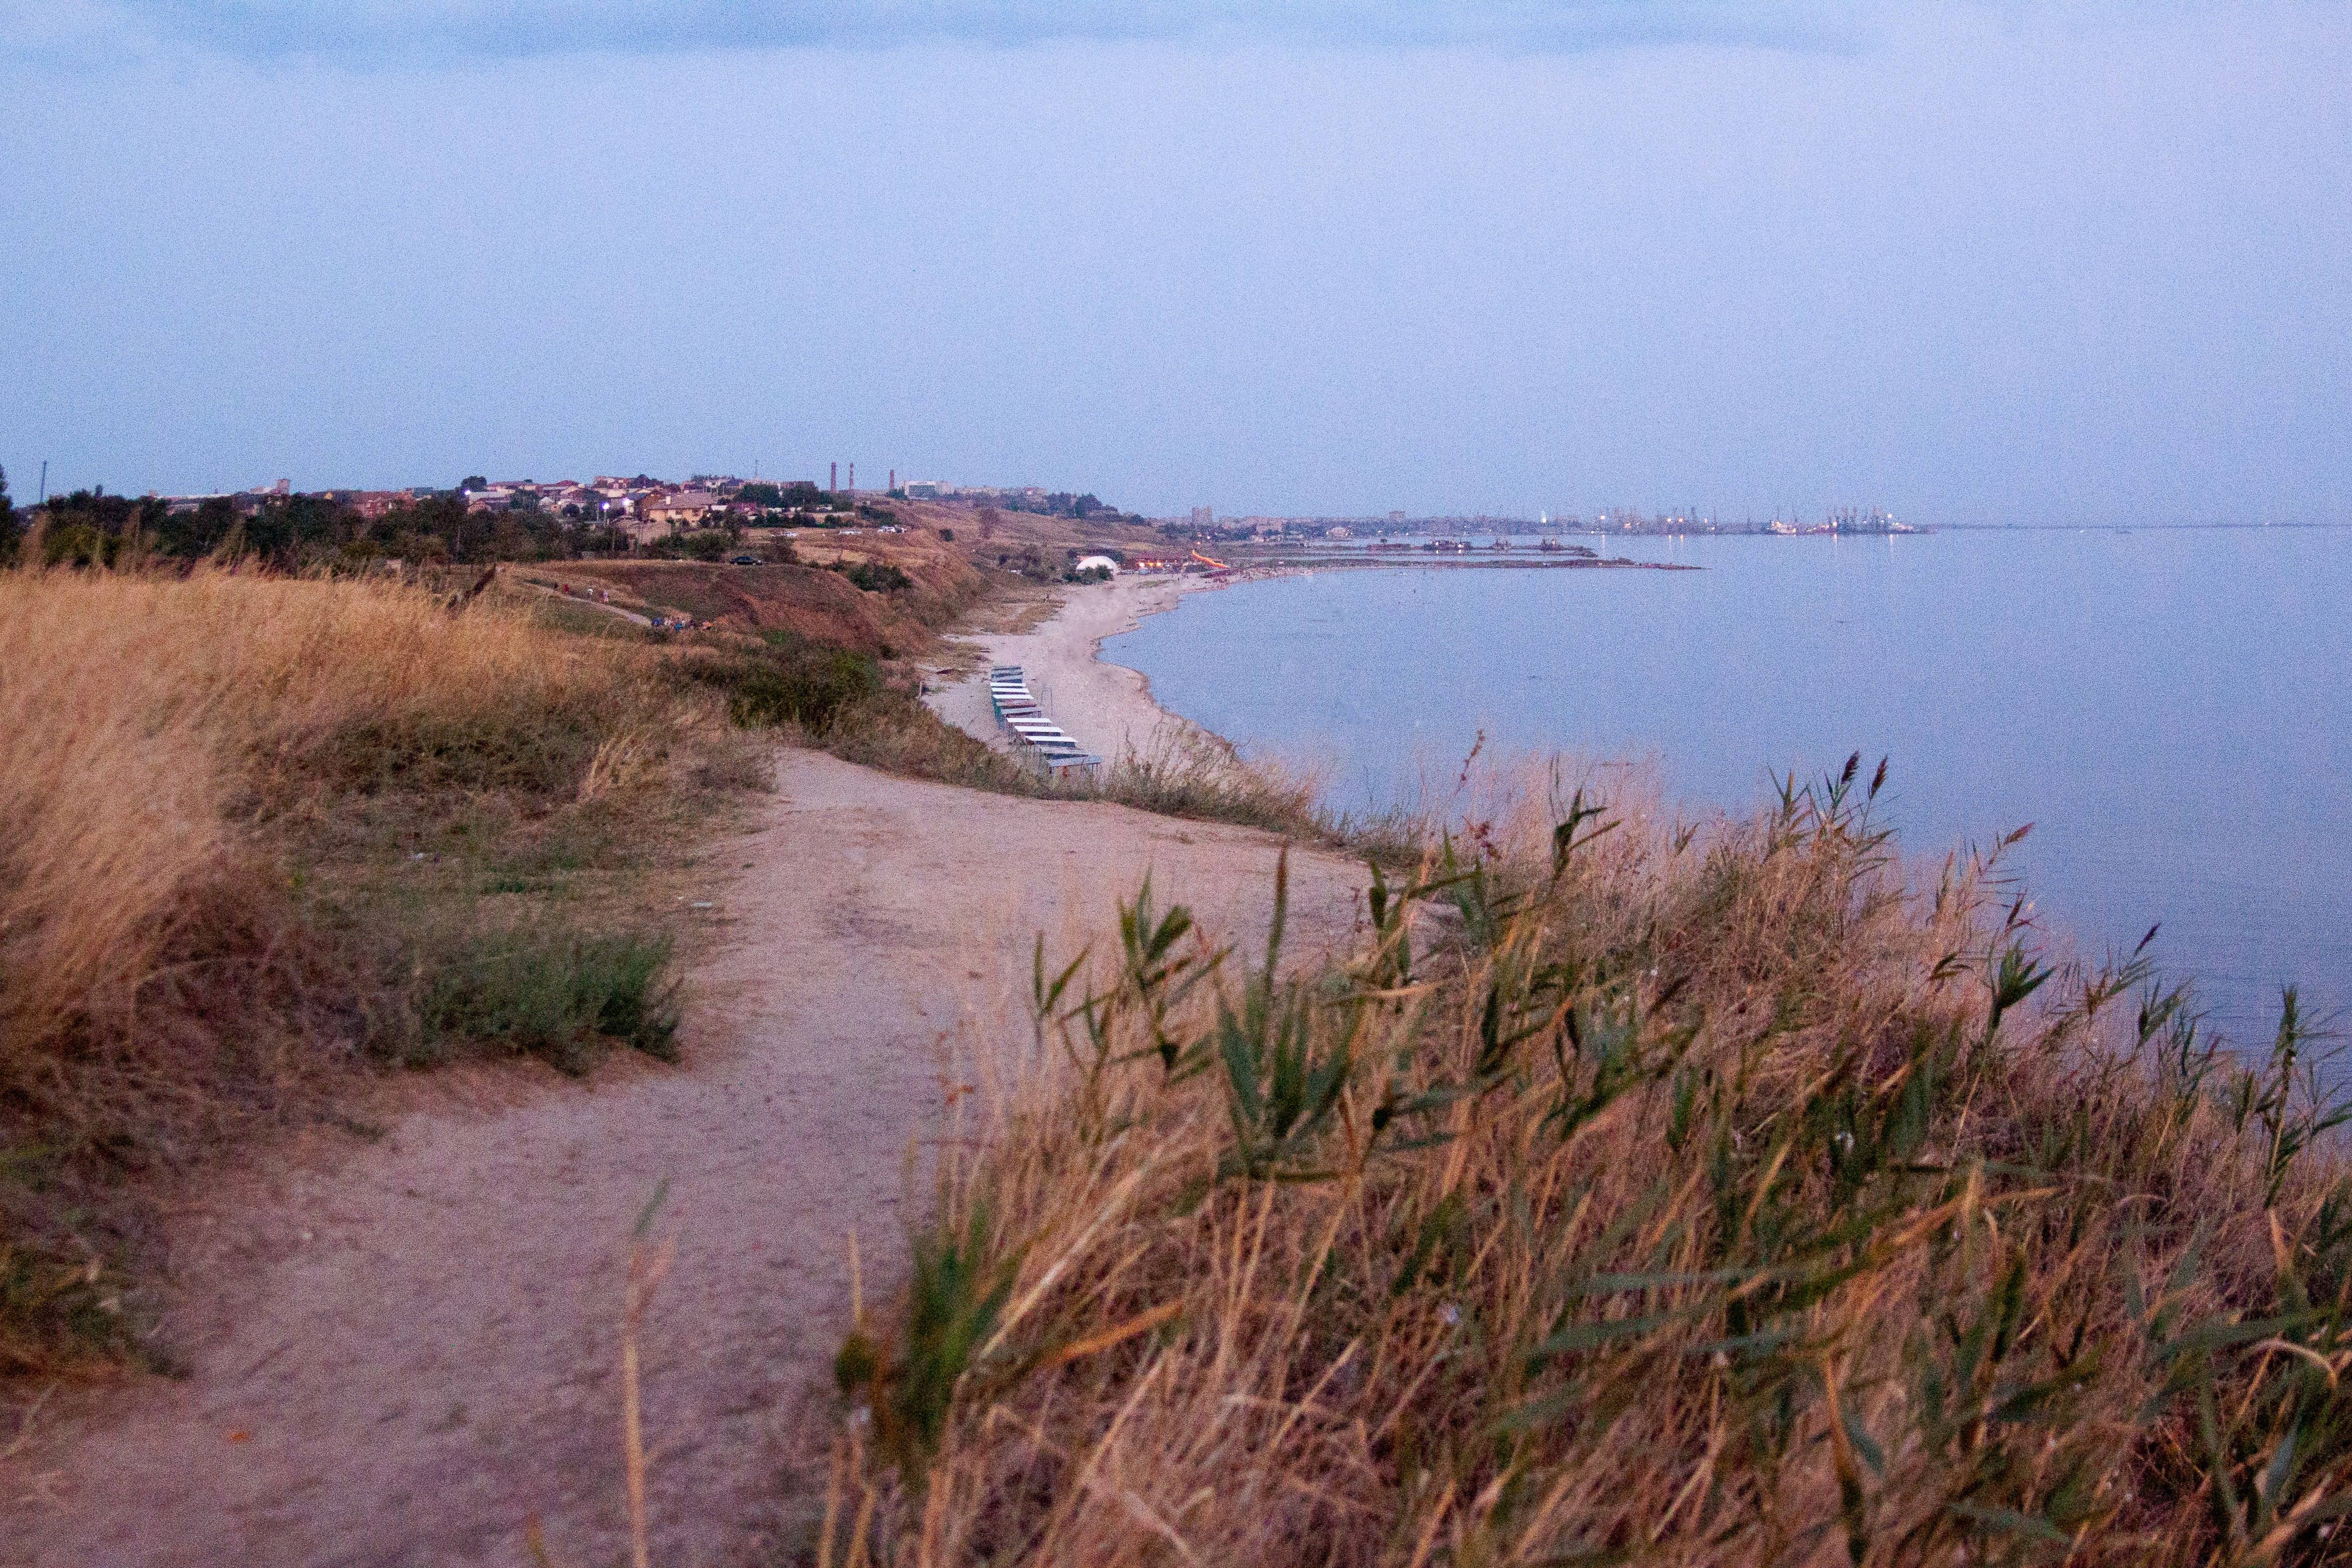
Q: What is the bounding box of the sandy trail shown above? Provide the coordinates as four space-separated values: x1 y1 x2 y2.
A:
4 750 1368 1567
924 574 1227 763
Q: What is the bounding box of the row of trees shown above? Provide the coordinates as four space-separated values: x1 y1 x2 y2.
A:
999 490 1139 523
735 481 852 510
1 479 637 570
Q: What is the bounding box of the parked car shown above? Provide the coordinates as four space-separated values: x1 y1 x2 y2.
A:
730 554 764 566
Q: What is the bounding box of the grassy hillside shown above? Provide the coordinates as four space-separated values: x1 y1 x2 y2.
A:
827 762 2352 1566
0 568 759 1375
535 551 983 657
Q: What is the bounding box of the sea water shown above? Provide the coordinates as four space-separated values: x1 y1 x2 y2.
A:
1105 528 2352 1050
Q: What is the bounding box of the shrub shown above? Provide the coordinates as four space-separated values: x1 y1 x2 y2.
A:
643 529 735 561
689 636 882 730
41 522 121 569
833 560 913 593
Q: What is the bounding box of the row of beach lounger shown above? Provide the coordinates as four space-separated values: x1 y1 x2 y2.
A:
988 666 1103 779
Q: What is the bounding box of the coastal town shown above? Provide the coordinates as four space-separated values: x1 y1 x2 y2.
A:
23 460 1920 564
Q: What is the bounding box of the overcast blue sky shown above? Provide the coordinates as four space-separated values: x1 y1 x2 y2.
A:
3 2 2346 521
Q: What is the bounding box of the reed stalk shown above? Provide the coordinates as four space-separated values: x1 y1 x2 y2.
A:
829 753 2352 1566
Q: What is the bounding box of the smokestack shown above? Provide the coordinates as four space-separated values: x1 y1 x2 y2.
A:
830 461 837 491
888 468 895 492
847 463 855 493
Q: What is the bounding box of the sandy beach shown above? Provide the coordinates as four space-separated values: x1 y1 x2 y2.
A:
924 571 1248 762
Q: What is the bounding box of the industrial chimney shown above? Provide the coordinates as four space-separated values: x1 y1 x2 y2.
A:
830 461 837 491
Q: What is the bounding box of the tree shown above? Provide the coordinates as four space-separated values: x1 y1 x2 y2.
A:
0 464 15 565
460 475 488 491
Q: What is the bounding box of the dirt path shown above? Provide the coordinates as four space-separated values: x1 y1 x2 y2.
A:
515 574 654 626
3 750 1368 1567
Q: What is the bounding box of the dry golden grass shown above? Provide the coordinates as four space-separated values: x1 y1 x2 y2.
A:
831 759 2352 1567
0 566 723 1372
0 569 686 1054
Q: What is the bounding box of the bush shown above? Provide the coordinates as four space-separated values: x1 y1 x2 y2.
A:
645 530 735 562
689 636 882 731
42 522 124 568
833 560 913 593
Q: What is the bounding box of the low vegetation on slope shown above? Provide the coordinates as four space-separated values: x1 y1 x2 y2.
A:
516 534 1377 848
830 761 2352 1566
581 553 1396 852
0 568 754 1374
545 553 983 657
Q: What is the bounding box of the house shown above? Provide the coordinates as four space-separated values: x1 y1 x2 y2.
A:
640 490 722 528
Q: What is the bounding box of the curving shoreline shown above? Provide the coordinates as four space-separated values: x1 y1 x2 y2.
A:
925 571 1282 763
924 554 1692 766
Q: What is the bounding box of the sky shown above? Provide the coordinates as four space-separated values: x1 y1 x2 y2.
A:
2 2 2347 522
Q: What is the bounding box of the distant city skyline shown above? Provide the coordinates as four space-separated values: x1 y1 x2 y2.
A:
4 4 2347 526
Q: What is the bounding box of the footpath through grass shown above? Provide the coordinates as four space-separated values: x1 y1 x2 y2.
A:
0 557 1325 1378
0 568 762 1377
825 758 2352 1567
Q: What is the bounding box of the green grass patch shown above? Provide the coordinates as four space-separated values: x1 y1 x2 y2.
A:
685 633 882 731
391 923 681 1074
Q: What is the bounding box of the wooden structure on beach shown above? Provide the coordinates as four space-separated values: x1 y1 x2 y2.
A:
988 666 1103 780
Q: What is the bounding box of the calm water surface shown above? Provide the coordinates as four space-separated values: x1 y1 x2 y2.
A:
1105 530 2352 1047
